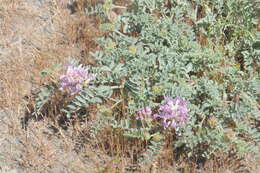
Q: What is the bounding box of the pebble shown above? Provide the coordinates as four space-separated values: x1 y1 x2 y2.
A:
29 0 44 7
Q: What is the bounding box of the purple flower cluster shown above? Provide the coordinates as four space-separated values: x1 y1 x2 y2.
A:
154 97 189 129
135 97 189 130
136 106 152 120
60 62 96 94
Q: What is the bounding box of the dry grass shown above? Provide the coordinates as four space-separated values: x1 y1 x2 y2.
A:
0 0 101 172
0 0 259 173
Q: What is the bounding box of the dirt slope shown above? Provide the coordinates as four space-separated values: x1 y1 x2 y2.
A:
0 0 82 172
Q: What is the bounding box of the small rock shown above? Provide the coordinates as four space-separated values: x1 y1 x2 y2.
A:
29 0 44 7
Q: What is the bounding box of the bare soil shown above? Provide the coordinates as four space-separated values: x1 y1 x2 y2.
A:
0 0 84 172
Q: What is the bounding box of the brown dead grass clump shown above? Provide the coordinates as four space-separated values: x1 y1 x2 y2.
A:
0 0 105 172
0 0 103 109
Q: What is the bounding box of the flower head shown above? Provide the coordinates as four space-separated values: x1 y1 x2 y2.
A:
154 96 189 129
136 106 152 120
60 62 96 95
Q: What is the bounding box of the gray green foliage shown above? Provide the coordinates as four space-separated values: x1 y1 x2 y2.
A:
33 85 55 117
62 85 113 118
90 0 260 159
30 0 260 165
138 140 164 165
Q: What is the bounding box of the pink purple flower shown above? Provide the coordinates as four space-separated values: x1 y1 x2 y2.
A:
154 96 189 129
136 106 152 120
60 62 96 95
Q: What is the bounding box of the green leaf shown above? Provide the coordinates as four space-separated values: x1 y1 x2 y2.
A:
40 69 52 76
67 104 77 110
89 97 103 103
252 41 260 50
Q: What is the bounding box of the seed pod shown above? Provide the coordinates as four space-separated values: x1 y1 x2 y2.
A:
224 128 236 139
143 132 151 141
208 116 218 127
128 45 137 55
152 133 163 142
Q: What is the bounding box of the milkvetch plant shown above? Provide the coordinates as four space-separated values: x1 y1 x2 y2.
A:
28 0 260 169
89 0 259 161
